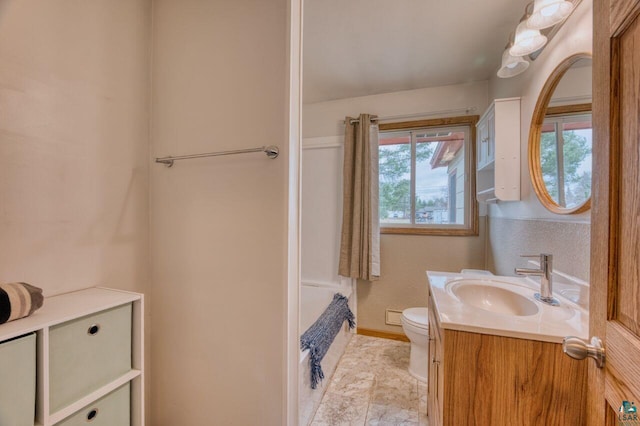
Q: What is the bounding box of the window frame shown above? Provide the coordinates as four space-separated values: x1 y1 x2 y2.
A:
378 115 479 236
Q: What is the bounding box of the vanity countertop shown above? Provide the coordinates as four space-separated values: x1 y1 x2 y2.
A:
427 271 589 344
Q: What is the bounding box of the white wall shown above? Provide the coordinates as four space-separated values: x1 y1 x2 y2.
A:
551 63 592 105
0 0 151 297
302 137 344 286
302 83 489 333
0 2 295 424
150 1 289 424
303 82 489 138
486 0 592 280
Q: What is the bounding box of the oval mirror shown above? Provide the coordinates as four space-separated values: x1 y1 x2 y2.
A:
529 54 592 214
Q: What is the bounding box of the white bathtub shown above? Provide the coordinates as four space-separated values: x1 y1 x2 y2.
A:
298 281 355 426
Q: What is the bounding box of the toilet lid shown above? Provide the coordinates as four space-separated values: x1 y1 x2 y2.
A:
402 307 428 329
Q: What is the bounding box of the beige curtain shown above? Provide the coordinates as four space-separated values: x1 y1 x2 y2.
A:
339 114 380 281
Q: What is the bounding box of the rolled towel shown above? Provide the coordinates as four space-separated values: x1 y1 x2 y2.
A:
0 282 44 324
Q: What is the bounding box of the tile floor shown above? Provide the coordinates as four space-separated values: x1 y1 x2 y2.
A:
310 334 428 426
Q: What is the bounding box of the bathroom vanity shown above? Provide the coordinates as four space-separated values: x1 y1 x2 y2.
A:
427 272 588 426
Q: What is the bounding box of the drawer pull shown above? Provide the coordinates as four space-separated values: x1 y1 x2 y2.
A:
86 408 98 421
87 324 100 336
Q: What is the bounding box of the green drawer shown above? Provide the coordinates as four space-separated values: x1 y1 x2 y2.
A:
55 382 130 426
49 304 132 413
0 333 36 426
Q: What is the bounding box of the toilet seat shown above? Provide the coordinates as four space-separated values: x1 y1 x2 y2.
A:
402 307 428 330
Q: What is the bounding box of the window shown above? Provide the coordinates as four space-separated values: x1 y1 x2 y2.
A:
378 117 478 235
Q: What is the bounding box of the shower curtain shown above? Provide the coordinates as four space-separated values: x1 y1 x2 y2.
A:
338 113 380 281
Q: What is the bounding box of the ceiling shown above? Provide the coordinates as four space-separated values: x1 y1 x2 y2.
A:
303 0 532 104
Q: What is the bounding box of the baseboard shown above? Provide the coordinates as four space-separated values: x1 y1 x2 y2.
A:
357 327 410 342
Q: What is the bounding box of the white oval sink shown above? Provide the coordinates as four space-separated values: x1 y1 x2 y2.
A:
448 280 539 317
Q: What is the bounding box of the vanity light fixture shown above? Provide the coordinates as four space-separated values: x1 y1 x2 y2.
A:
497 0 579 78
497 44 530 78
510 19 548 57
527 0 574 30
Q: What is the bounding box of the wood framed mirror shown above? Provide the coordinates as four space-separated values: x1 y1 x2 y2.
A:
529 53 592 214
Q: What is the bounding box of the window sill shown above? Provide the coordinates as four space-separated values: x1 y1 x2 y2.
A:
380 225 479 236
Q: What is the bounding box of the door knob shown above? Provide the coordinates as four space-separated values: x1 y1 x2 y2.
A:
562 336 605 368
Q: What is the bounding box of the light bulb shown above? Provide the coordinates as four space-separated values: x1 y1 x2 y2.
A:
527 0 574 30
541 4 560 16
510 20 547 57
497 48 529 78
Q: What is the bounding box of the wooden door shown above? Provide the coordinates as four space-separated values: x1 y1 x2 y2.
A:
590 1 640 424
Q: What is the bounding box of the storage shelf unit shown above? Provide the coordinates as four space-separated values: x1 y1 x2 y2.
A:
0 287 144 426
476 97 521 203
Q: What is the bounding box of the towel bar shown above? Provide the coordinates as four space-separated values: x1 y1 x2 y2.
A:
155 145 279 167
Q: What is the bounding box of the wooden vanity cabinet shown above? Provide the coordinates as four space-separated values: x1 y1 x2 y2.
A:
427 293 587 426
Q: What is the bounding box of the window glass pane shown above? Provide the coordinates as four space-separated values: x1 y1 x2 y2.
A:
379 132 411 225
378 123 472 232
561 114 592 208
416 131 466 225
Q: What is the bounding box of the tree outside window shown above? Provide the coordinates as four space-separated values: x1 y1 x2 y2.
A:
540 113 592 209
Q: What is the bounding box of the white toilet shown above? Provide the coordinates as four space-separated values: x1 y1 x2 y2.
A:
401 307 429 382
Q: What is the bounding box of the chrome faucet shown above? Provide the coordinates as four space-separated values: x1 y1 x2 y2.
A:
515 253 559 306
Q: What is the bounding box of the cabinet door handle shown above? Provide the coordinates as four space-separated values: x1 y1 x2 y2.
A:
87 324 100 336
482 137 489 143
432 358 440 395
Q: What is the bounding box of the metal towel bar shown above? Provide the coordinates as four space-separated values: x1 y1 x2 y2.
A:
155 145 279 167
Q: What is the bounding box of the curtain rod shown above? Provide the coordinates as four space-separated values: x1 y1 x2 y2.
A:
345 107 477 124
155 145 279 167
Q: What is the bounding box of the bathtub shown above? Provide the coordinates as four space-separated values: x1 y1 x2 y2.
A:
298 280 355 425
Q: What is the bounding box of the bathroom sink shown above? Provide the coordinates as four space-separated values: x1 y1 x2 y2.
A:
447 279 539 317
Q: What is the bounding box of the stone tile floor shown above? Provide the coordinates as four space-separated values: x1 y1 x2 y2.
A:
310 334 428 426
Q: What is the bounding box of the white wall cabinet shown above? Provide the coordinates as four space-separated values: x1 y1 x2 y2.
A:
476 98 521 203
476 107 495 171
0 288 143 426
